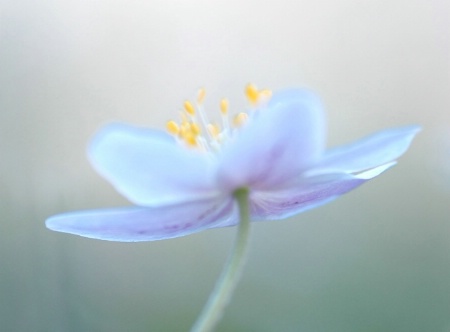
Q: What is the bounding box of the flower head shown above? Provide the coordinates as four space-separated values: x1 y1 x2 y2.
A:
46 85 420 241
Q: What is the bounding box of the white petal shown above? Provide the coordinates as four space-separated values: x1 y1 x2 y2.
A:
314 125 421 174
89 122 220 206
250 163 395 220
217 89 326 191
46 197 237 242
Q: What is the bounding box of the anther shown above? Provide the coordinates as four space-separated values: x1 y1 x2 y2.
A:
259 89 272 100
184 133 197 146
220 99 229 115
190 122 201 135
184 101 196 116
197 88 206 104
233 112 249 127
166 121 180 135
245 83 259 104
207 123 220 138
180 122 190 137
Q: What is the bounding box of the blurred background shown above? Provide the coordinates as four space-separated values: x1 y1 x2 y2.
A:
1 0 450 331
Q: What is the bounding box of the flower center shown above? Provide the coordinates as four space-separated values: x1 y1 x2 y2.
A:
166 84 272 151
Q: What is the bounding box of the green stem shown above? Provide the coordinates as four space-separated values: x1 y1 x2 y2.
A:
190 188 251 332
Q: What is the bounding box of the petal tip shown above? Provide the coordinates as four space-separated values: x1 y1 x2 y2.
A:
355 161 397 179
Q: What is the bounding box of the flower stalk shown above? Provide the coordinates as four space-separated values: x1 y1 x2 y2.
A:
190 188 251 332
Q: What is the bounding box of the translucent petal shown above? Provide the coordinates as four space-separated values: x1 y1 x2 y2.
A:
313 125 421 174
46 197 237 242
89 122 220 206
217 89 326 191
250 163 395 220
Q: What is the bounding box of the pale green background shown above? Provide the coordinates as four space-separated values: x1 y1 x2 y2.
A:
1 0 450 331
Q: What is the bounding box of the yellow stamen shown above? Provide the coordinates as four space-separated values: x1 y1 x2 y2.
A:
207 123 220 138
245 83 259 104
180 122 189 136
184 101 196 116
190 122 201 135
197 88 206 104
183 133 197 146
259 89 272 100
220 98 229 115
179 111 188 123
167 84 271 149
166 121 180 135
233 112 248 127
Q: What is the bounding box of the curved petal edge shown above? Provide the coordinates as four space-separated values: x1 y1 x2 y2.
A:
88 122 220 207
250 163 396 221
46 198 236 242
314 125 421 174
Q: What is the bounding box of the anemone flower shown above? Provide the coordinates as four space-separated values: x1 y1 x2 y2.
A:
46 85 420 332
46 86 419 241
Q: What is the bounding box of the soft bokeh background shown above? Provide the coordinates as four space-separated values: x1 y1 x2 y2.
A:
1 0 450 331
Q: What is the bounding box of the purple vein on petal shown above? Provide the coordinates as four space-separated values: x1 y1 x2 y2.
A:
249 163 395 220
46 197 237 242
